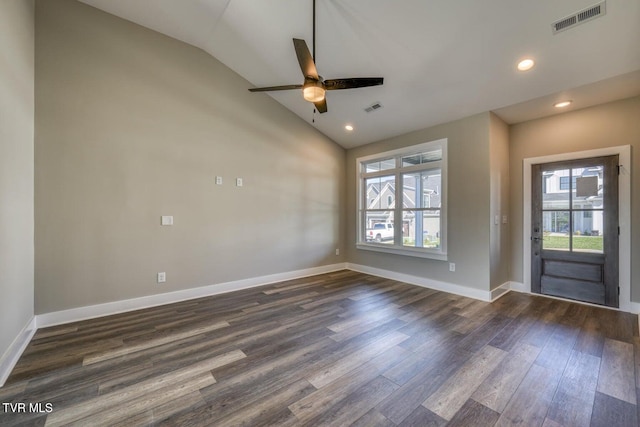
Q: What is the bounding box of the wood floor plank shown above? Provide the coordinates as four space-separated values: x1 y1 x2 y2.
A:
534 323 580 374
574 315 605 357
351 408 395 427
300 376 399 427
471 342 541 413
546 350 600 427
44 349 243 426
110 390 205 427
306 331 408 388
596 338 636 404
590 391 638 427
377 346 474 424
396 406 446 427
82 321 230 365
446 398 500 427
210 378 315 427
422 344 507 420
289 346 407 423
61 373 216 427
495 363 560 427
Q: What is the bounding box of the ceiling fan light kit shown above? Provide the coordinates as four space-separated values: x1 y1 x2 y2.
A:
303 80 326 103
248 0 383 114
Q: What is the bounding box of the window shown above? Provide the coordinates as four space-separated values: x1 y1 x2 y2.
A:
357 139 447 260
559 176 577 190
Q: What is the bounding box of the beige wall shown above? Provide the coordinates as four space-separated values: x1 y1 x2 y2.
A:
509 96 640 301
34 0 345 314
0 0 35 362
489 113 510 289
346 113 493 291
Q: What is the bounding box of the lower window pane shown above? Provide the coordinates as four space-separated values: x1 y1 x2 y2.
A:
364 211 394 244
573 210 603 253
542 211 570 251
402 210 440 248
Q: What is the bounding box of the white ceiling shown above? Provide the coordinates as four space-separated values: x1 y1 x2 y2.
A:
79 0 640 149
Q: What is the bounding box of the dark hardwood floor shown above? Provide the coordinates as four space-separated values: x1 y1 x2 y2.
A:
1 270 638 426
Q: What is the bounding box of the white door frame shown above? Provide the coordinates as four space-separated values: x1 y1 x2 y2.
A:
522 145 632 312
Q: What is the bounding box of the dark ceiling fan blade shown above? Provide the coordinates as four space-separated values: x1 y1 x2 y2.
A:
314 98 327 114
293 38 319 80
324 78 384 90
249 84 303 92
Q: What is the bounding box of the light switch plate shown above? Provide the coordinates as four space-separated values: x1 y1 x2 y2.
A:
161 216 173 226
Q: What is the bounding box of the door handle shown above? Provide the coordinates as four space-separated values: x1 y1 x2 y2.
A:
531 237 541 242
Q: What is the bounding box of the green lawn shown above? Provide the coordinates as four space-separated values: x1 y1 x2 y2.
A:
543 235 603 251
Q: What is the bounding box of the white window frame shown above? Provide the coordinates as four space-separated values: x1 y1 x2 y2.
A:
356 138 448 260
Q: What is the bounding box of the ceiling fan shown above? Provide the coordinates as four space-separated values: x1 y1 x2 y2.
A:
248 0 383 114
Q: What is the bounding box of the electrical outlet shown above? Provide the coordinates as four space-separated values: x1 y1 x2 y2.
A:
215 176 223 185
236 178 243 187
449 263 456 272
502 215 508 224
157 272 166 283
161 216 173 226
335 248 340 256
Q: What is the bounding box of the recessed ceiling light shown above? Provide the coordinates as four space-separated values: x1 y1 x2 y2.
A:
554 100 573 108
345 125 354 131
517 58 535 71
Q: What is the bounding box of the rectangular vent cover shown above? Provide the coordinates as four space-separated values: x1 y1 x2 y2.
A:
552 1 606 34
365 102 383 113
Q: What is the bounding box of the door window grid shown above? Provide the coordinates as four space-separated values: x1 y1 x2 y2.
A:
541 166 604 254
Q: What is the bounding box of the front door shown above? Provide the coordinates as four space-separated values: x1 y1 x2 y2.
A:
531 155 619 307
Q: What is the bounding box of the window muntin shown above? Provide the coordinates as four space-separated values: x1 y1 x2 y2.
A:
357 139 447 259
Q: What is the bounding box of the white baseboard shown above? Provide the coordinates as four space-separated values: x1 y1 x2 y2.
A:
0 317 37 387
37 263 348 328
509 281 528 293
346 263 496 302
490 282 512 302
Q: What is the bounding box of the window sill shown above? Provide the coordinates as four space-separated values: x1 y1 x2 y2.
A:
356 243 448 261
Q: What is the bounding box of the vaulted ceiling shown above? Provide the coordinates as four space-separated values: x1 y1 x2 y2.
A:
79 0 640 148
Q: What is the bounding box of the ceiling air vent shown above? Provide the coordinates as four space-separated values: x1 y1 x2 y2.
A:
364 102 383 113
552 1 606 34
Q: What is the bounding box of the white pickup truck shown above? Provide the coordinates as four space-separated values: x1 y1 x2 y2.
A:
366 223 394 242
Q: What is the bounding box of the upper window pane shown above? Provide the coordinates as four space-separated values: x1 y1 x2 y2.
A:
403 170 441 208
402 149 442 167
542 168 570 210
572 166 603 210
365 176 395 209
364 158 395 173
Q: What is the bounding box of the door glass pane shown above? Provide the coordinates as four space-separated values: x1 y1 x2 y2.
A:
365 175 394 209
572 211 603 253
542 211 570 251
401 210 440 248
542 168 570 209
572 166 603 210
